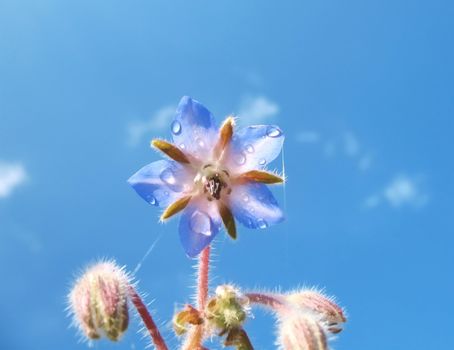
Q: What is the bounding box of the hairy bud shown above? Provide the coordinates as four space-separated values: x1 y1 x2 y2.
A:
286 290 346 334
205 285 249 333
277 312 328 350
69 261 130 341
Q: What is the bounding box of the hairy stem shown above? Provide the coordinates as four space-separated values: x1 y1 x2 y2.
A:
183 246 211 350
245 292 286 311
197 246 211 310
128 286 169 350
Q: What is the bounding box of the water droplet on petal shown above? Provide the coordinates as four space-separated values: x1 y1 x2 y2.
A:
179 143 185 149
257 219 268 229
171 120 182 135
196 138 205 148
160 168 184 192
234 152 246 165
147 195 157 206
190 211 212 236
245 144 255 153
160 168 177 186
266 126 282 138
242 194 250 202
259 159 266 166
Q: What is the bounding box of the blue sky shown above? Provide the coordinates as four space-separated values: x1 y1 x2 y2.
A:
1 0 453 349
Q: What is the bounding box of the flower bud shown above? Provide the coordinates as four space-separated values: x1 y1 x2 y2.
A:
285 290 346 334
205 285 249 333
69 261 130 341
277 312 328 350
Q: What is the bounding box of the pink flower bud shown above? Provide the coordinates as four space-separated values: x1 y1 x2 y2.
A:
69 261 130 342
277 312 328 350
285 290 346 334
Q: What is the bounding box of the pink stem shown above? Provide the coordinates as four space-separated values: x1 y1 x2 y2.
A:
197 246 211 310
128 286 169 350
182 246 211 350
245 292 286 311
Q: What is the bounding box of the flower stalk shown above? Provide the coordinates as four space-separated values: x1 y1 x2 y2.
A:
182 246 211 350
245 292 285 311
128 286 169 350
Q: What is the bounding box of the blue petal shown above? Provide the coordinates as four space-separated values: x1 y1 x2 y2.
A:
178 199 222 257
171 96 219 160
128 160 194 208
229 182 284 229
226 125 284 172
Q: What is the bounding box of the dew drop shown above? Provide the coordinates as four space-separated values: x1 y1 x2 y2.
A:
257 219 268 229
245 144 255 153
190 211 212 236
147 195 157 206
196 138 205 148
160 168 184 192
266 126 282 138
171 120 182 135
258 159 266 166
179 143 185 149
234 152 246 165
242 194 250 202
160 168 176 186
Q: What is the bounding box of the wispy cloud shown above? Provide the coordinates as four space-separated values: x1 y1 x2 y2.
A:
237 96 279 124
0 162 27 198
296 129 373 171
365 175 428 209
127 105 175 147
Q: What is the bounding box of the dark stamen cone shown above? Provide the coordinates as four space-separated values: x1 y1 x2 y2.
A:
218 202 237 240
151 139 190 164
214 116 235 159
161 196 192 221
235 170 284 184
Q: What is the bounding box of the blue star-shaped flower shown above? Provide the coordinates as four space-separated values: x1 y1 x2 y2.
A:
128 96 285 257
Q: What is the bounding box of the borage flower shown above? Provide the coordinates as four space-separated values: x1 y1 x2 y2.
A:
128 96 285 257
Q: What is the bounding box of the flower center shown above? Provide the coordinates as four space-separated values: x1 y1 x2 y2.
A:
195 164 231 201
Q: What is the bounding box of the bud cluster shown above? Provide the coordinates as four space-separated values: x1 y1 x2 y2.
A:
68 261 130 342
205 285 249 333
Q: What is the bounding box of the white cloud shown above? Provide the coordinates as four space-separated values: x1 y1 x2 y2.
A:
296 131 320 144
365 175 428 209
384 176 427 208
127 105 175 147
0 162 27 198
237 96 279 124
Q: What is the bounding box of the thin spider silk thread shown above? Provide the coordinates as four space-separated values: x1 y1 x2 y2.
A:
281 143 290 272
281 142 287 212
133 233 162 275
